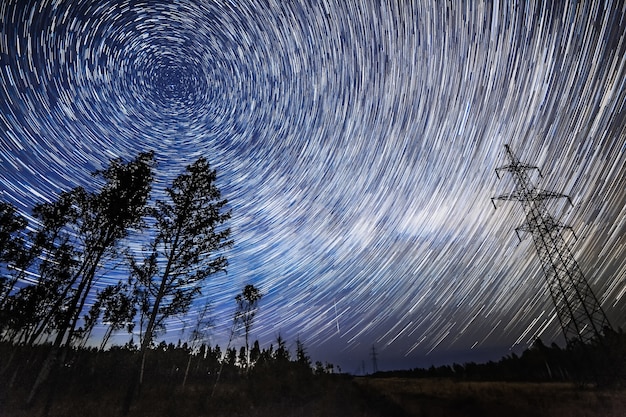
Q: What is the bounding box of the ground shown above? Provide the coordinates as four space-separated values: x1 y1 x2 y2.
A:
355 377 626 417
3 375 626 416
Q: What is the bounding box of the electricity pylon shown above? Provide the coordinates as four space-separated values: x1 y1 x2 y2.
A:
492 144 612 346
371 345 378 373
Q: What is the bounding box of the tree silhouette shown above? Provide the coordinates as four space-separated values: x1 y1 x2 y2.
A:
234 284 263 371
273 333 290 363
295 336 311 370
26 151 155 408
98 282 137 350
125 156 231 410
0 201 38 334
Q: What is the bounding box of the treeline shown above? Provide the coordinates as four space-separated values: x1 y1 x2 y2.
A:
374 331 626 385
0 335 337 387
0 334 342 416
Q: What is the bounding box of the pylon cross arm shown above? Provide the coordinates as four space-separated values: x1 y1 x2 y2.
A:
495 164 540 179
492 191 527 202
533 191 573 205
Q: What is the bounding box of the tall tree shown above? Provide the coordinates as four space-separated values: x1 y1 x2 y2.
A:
0 201 28 265
126 156 231 403
22 191 80 347
234 284 263 371
0 203 39 375
26 152 155 348
0 201 37 313
26 151 155 407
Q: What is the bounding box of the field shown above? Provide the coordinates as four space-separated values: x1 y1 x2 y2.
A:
354 377 626 417
3 374 626 417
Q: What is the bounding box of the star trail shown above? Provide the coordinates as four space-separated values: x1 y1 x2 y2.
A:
1 0 625 371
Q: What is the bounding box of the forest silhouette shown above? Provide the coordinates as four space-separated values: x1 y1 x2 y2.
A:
0 152 624 417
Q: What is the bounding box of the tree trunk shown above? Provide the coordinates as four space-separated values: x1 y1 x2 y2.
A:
125 235 178 413
26 253 102 407
100 326 114 351
182 353 192 390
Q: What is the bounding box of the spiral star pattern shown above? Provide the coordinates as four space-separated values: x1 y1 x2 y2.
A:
1 0 625 370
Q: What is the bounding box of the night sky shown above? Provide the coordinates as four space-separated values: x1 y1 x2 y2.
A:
1 0 625 373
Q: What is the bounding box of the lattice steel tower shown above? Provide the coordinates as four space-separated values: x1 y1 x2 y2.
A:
492 145 611 346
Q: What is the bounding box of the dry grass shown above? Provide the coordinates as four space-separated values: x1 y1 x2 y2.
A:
0 375 393 417
354 377 626 417
4 376 625 417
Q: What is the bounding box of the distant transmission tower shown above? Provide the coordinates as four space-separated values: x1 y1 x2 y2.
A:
492 145 612 346
370 345 378 373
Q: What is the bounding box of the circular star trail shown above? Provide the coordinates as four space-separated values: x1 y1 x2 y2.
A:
1 0 625 370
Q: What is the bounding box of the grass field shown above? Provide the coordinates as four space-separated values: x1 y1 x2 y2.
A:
354 377 626 417
3 375 625 416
